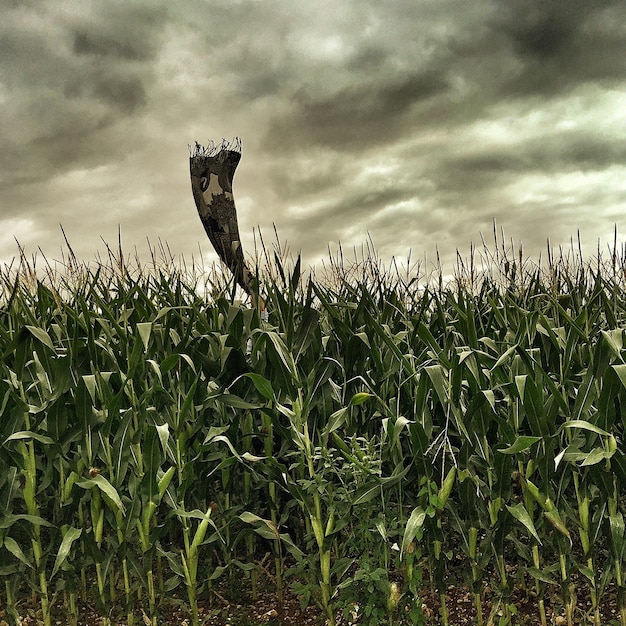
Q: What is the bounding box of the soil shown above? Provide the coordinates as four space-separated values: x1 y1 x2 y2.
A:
1 569 621 625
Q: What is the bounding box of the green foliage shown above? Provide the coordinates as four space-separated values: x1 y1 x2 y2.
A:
2 234 626 625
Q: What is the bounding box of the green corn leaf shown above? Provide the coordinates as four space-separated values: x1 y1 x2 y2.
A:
571 368 596 423
76 474 125 515
325 407 349 435
515 375 526 401
290 254 301 291
612 364 626 389
578 565 595 582
364 310 418 375
202 433 246 464
284 479 313 514
580 446 614 466
142 425 162 502
602 329 623 360
554 445 586 469
391 415 412 450
147 359 163 385
491 343 519 370
160 353 183 374
352 480 380 506
25 325 55 351
353 464 411 505
112 409 133 485
244 373 275 401
160 352 196 375
136 322 152 351
425 364 449 406
240 512 280 540
265 331 299 381
498 436 542 455
609 512 625 557
82 374 97 403
177 376 198 424
558 420 611 437
3 431 55 446
526 566 557 585
375 520 388 541
241 452 265 462
507 503 542 544
0 514 55 529
350 392 373 406
544 508 570 540
3 536 32 568
178 352 197 372
208 565 229 580
401 507 426 558
240 512 305 560
218 394 259 409
293 305 321 362
75 377 93 431
156 545 186 577
154 306 191 321
172 508 216 522
205 425 230 439
520 374 550 437
437 466 456 509
481 389 496 412
51 527 82 578
175 507 222 551
415 321 451 368
151 423 168 460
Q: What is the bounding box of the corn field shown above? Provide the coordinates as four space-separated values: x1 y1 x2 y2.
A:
2 233 626 626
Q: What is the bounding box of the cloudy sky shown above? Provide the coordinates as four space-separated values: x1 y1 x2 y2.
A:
2 0 626 276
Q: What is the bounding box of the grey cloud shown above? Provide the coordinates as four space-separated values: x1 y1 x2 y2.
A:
0 2 168 189
295 185 417 229
444 134 626 184
99 76 146 113
69 3 168 58
490 0 626 94
1 0 625 272
65 4 167 110
345 45 390 74
566 137 626 170
61 57 149 116
266 70 450 153
73 29 152 62
493 1 590 60
265 153 351 201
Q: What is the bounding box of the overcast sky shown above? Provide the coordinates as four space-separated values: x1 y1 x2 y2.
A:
2 0 626 277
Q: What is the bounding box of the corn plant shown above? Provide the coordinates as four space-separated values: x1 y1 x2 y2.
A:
1 232 626 625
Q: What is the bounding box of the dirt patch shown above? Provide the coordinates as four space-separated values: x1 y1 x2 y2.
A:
1 578 621 625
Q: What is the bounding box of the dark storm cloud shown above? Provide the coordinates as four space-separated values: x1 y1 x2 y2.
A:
296 186 417 232
70 2 168 59
268 70 450 152
494 1 592 60
0 2 168 192
268 0 626 264
489 0 626 94
1 0 625 271
73 28 153 62
445 133 626 184
492 0 626 60
64 71 147 115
